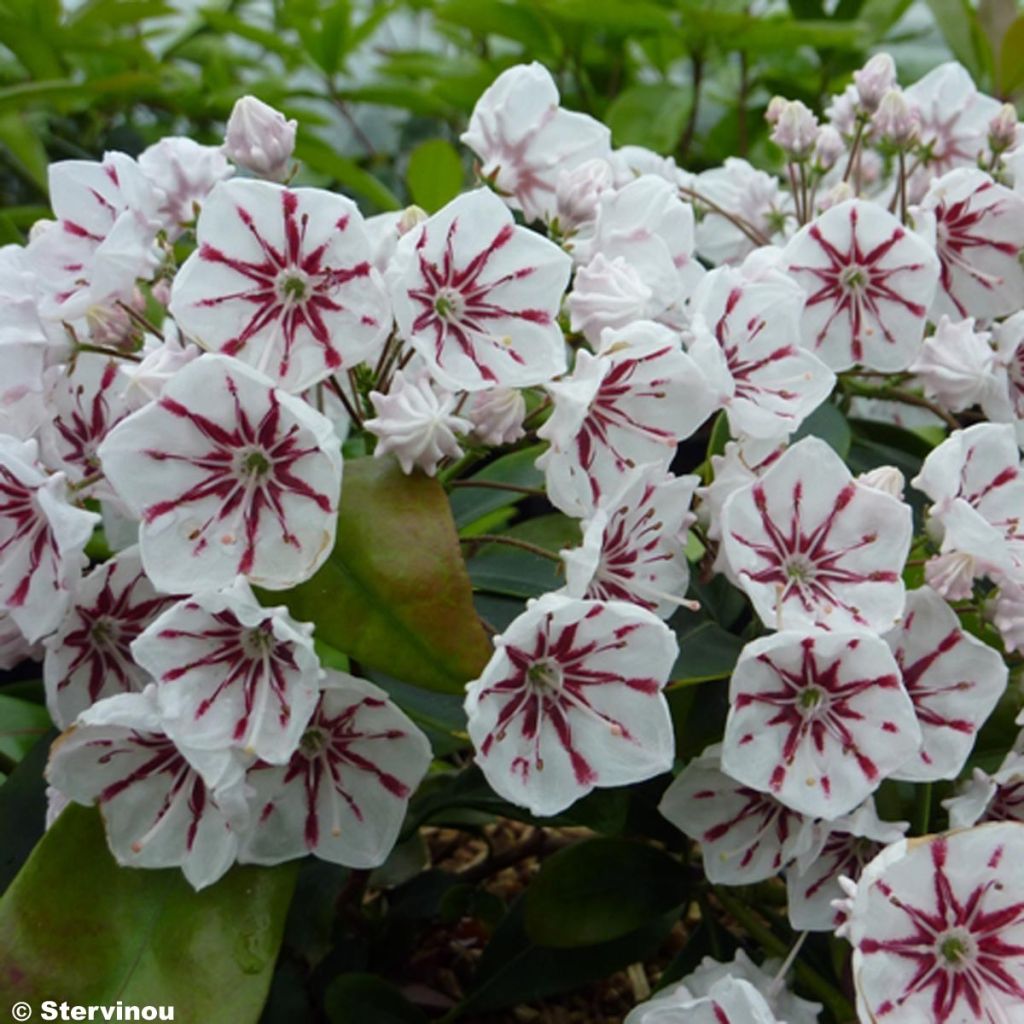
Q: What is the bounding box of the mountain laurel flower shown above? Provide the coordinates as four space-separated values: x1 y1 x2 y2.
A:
917 168 1024 322
464 593 678 817
169 178 391 392
43 546 176 729
0 435 100 642
624 977 784 1024
912 422 1024 586
944 748 1024 828
769 99 820 159
658 743 818 885
909 315 1001 413
871 88 920 145
138 137 233 239
721 630 921 819
781 198 940 371
131 577 321 768
565 252 654 343
858 465 906 500
885 586 1007 783
813 126 846 172
460 62 611 224
240 671 432 869
560 465 699 618
223 96 297 182
387 189 571 392
537 321 715 516
365 369 472 476
97 353 342 594
465 386 527 446
553 157 615 238
989 103 1021 153
786 799 908 932
720 436 912 632
854 53 898 112
686 261 835 440
992 580 1024 655
46 687 252 890
843 823 1024 1023
117 324 201 408
0 610 41 671
698 438 786 544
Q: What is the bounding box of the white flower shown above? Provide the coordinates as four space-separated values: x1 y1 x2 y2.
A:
465 593 677 817
781 198 940 371
854 53 897 112
554 157 614 238
720 436 912 632
698 437 786 543
223 96 297 182
858 465 905 500
46 686 251 890
770 99 819 159
721 629 921 819
117 324 201 408
365 369 471 476
465 386 526 446
565 253 653 342
460 62 611 224
625 977 783 1024
170 179 391 392
909 315 1002 413
240 671 432 869
0 435 99 642
387 189 570 392
97 353 342 593
871 88 920 145
992 580 1024 655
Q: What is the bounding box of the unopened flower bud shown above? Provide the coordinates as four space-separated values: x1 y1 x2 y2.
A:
765 95 788 126
814 125 845 171
871 88 919 145
989 103 1020 153
858 465 905 500
398 204 428 236
467 386 527 446
770 99 819 160
223 96 297 182
555 158 614 233
853 53 897 112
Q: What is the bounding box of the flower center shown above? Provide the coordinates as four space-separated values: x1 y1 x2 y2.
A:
800 686 824 710
784 555 814 581
299 725 328 758
90 616 118 648
526 659 563 695
240 624 275 658
937 929 976 967
841 265 867 289
278 270 309 304
240 448 272 478
433 288 464 321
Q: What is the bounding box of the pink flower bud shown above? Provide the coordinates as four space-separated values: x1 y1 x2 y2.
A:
858 465 905 500
925 551 977 601
853 53 897 112
765 95 788 126
871 88 919 145
814 125 845 170
770 99 819 159
223 96 297 181
989 102 1020 152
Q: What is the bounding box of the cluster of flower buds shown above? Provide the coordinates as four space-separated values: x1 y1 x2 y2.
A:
3 48 1024 1023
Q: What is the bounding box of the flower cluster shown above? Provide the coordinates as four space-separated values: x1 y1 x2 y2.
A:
3 49 1024 1023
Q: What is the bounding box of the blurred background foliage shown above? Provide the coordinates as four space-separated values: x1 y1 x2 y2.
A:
2 0 1023 239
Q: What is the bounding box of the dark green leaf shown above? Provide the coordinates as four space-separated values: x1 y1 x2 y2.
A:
324 974 429 1024
793 398 851 458
273 457 492 693
466 515 579 597
671 619 743 685
405 138 464 213
999 15 1024 94
605 84 691 153
295 136 401 212
0 732 53 892
524 838 688 947
450 445 545 530
0 805 296 1015
0 694 51 766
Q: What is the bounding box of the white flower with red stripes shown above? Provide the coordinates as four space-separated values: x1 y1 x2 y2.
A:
170 179 391 392
464 593 677 817
98 353 342 593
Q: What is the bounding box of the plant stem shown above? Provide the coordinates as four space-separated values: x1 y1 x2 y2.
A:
840 379 959 431
915 781 933 836
448 480 545 497
328 375 363 429
677 53 705 163
679 186 771 247
115 300 164 340
461 534 561 562
75 343 142 363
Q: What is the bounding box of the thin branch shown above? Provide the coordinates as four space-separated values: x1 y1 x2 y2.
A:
679 186 771 247
74 343 142 363
448 480 545 497
461 534 561 562
328 375 364 428
677 53 705 163
115 300 164 341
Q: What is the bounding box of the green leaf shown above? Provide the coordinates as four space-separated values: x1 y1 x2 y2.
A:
450 445 545 530
272 456 492 693
0 113 48 192
0 805 296 1015
0 732 53 892
1000 15 1024 95
671 619 743 685
605 84 691 153
793 398 851 458
405 138 464 213
926 0 987 80
325 974 428 1024
524 838 688 947
294 135 401 212
0 694 51 767
466 515 579 598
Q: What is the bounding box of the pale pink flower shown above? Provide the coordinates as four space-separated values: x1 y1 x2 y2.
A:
992 580 1024 654
917 168 1024 322
658 744 818 885
721 629 921 819
460 62 611 224
537 321 714 516
97 354 342 593
46 686 250 890
131 577 321 765
814 126 846 171
786 799 908 932
720 436 912 632
872 89 921 145
909 315 1002 414
43 546 176 729
854 53 898 112
625 977 783 1024
781 198 939 371
925 551 985 601
565 253 653 342
0 436 99 642
138 136 233 238
240 671 431 868
560 465 698 618
687 261 835 440
365 369 471 476
465 593 677 817
223 96 297 182
770 99 819 158
388 189 570 392
117 324 201 408
886 586 1007 783
844 823 1024 1023
554 157 614 239
466 386 526 446
913 423 1024 587
170 178 391 392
